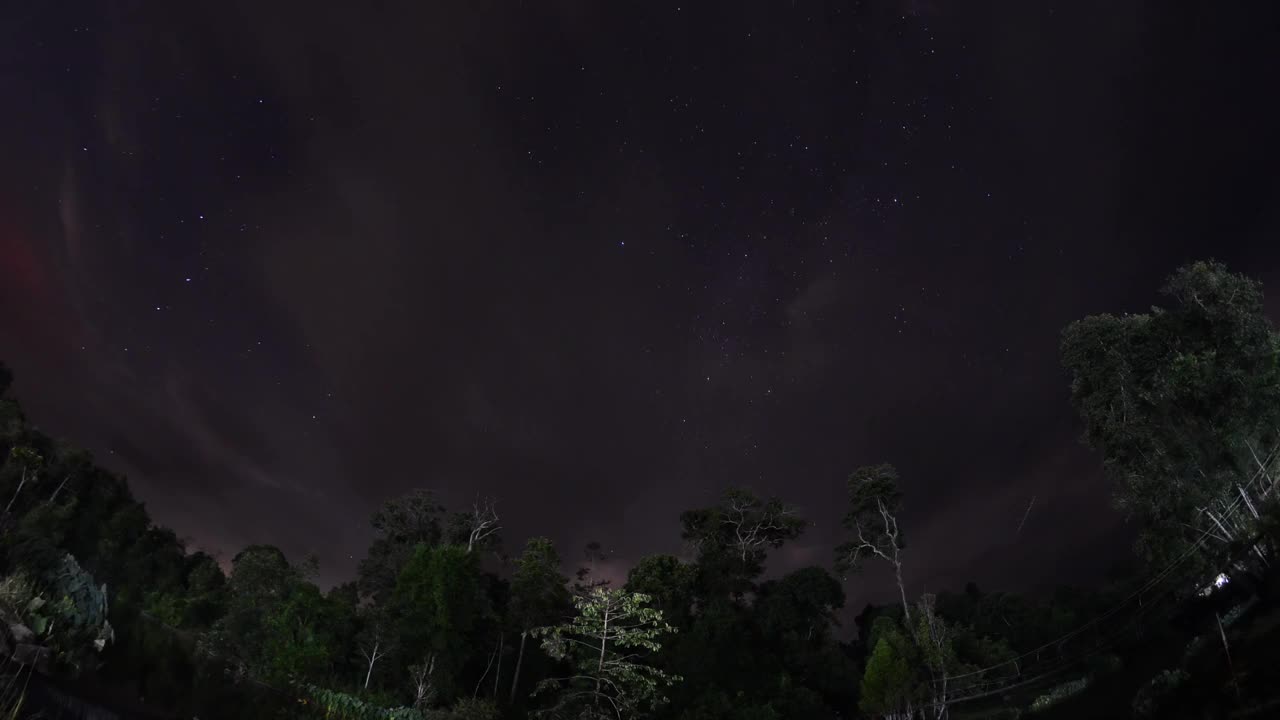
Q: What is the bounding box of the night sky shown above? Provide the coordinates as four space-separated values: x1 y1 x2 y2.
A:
3 2 1279 605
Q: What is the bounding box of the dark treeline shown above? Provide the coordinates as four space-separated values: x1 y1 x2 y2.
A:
2 260 1280 720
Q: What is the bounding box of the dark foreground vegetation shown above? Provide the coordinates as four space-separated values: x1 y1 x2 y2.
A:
1 260 1279 719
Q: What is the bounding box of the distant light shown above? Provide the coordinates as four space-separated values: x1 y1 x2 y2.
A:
1214 573 1230 588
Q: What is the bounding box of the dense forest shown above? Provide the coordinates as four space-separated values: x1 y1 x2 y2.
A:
2 260 1280 719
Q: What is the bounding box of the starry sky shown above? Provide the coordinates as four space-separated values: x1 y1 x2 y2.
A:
2 2 1279 603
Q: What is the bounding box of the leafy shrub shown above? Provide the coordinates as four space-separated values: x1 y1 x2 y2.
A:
296 687 499 720
1219 603 1249 628
1132 669 1188 718
1029 677 1089 713
0 554 114 675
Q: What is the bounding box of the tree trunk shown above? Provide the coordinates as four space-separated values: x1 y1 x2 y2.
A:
47 475 71 504
475 637 500 698
363 641 379 689
894 557 911 627
493 632 504 698
4 468 27 515
595 607 610 705
509 630 528 704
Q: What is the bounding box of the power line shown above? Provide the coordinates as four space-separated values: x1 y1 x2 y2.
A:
945 446 1277 685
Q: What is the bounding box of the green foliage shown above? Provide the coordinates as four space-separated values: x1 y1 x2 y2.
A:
45 553 113 642
300 684 422 720
859 627 919 718
1061 261 1280 568
625 555 696 631
295 687 500 720
1029 678 1090 713
0 554 115 674
1131 669 1188 718
679 488 804 595
262 583 344 685
754 566 844 642
444 698 500 720
202 545 318 682
392 544 487 705
511 538 570 631
360 491 448 604
532 587 680 719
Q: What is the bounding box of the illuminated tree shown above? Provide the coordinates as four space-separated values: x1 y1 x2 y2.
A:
531 587 680 720
860 622 920 720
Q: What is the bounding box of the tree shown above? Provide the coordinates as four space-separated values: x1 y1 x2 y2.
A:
836 464 912 624
531 587 680 720
359 489 448 604
392 543 488 706
754 567 844 645
201 544 307 680
509 537 571 704
859 624 920 720
1061 261 1280 570
179 551 227 628
260 582 342 685
680 488 804 594
624 555 696 631
914 594 962 720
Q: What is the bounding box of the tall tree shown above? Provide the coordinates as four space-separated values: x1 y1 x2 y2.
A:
201 544 306 680
624 555 697 632
680 488 804 596
859 622 920 720
836 464 912 624
509 537 571 704
754 567 845 646
392 543 487 706
358 490 448 604
1061 260 1280 570
260 582 342 685
178 551 228 628
531 587 680 720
